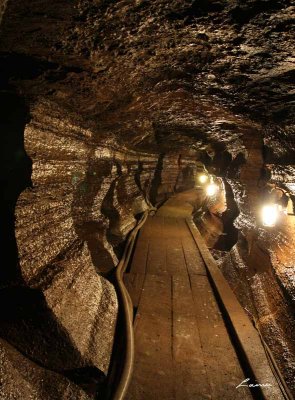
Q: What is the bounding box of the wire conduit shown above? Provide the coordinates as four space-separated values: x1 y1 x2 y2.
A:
110 209 153 400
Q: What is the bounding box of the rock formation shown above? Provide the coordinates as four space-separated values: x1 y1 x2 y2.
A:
0 0 294 397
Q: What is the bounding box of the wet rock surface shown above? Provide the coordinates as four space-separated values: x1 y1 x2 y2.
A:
0 0 294 397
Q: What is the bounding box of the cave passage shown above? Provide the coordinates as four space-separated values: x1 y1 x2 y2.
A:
122 190 285 400
1 0 295 399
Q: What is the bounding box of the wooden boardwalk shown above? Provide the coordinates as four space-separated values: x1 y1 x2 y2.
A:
124 215 253 400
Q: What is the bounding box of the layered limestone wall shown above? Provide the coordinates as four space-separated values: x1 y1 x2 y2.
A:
0 95 197 398
0 0 294 398
202 126 295 392
16 99 197 286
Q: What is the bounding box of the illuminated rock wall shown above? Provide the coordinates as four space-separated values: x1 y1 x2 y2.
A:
0 0 294 397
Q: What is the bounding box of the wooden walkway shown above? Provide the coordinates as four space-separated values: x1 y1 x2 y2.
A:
124 215 253 400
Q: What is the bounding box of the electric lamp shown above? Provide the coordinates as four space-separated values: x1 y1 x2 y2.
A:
261 204 279 227
198 174 209 184
206 182 218 197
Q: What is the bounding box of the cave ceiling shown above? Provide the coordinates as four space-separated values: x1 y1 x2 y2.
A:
1 0 295 398
1 0 294 159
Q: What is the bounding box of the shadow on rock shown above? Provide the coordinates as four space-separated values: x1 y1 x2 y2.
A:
0 91 104 397
0 90 32 286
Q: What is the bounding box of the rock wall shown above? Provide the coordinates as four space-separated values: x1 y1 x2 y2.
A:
203 126 295 392
1 94 197 398
0 0 8 25
16 99 197 284
0 0 294 397
0 337 91 400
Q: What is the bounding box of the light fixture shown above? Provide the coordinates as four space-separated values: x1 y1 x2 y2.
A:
198 174 209 184
261 204 279 227
206 182 219 197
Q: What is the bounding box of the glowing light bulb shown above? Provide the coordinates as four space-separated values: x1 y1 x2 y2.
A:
206 183 218 197
261 204 279 227
198 174 208 184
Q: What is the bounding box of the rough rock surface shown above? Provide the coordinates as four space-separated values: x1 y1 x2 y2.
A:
0 0 294 397
0 338 91 400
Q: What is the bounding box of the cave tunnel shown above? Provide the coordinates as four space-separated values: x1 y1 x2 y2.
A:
0 1 294 399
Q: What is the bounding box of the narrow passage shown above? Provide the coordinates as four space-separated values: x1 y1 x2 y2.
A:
124 190 252 400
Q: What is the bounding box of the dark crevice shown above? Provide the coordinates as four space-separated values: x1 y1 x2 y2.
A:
173 154 182 192
167 0 226 22
213 150 233 177
228 152 247 179
100 162 123 260
72 158 114 274
0 52 59 82
229 0 284 25
64 367 106 398
0 90 32 286
149 153 165 206
0 88 104 397
214 179 239 251
134 160 143 193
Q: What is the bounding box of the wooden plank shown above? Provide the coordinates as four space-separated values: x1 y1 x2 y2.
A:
148 215 164 240
164 218 188 276
190 275 252 400
172 275 211 400
126 214 254 400
146 217 168 275
177 218 207 276
129 218 151 275
129 240 149 275
162 216 181 240
187 220 285 400
123 273 146 308
173 217 190 238
182 240 207 276
126 274 174 400
146 241 167 275
138 215 152 240
166 237 187 276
